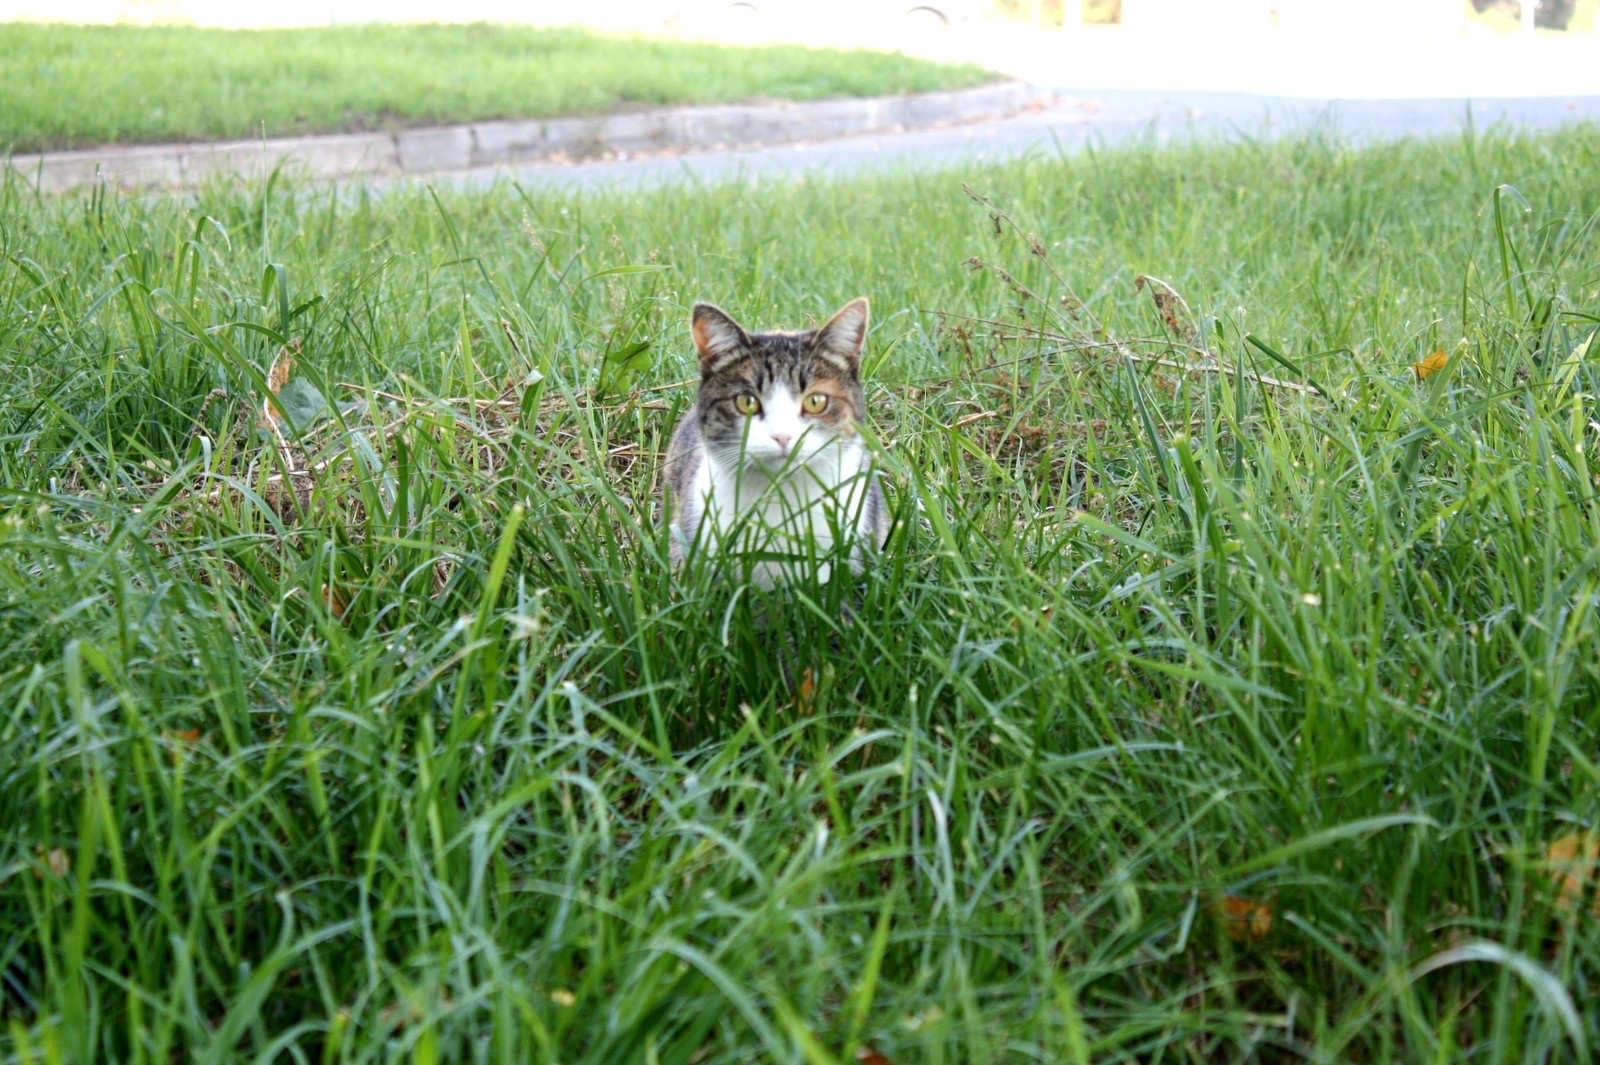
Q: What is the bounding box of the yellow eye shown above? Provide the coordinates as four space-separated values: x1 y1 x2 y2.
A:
802 393 829 415
734 393 760 415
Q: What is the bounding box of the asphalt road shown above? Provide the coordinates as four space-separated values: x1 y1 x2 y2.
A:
451 87 1600 191
438 24 1600 191
438 89 1599 193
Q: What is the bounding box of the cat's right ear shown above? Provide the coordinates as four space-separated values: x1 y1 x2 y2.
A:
691 303 750 376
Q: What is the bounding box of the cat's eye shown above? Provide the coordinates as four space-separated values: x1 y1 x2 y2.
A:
734 393 761 415
802 393 829 415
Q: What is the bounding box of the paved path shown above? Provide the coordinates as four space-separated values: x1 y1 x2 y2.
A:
436 89 1600 192
430 26 1599 190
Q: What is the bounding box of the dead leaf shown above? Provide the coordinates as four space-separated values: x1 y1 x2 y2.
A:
1211 894 1275 943
1543 832 1600 917
266 344 294 392
796 668 816 715
162 728 203 763
34 846 69 879
857 1047 896 1065
322 583 348 618
257 340 300 436
378 995 452 1030
1412 348 1449 380
1135 275 1195 341
548 988 576 1007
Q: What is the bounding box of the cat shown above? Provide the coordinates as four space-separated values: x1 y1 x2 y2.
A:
663 297 889 590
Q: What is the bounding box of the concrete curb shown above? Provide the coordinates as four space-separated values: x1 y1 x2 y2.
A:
9 80 1042 195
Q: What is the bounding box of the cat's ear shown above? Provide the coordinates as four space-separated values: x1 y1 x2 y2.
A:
691 303 751 375
811 297 870 373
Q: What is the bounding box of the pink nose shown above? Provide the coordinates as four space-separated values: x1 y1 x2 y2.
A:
770 433 793 452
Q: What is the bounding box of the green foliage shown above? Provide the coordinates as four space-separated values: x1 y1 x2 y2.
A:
0 22 994 153
2 124 1599 1062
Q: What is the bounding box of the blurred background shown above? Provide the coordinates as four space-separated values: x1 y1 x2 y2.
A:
2 0 1592 37
3 0 1594 102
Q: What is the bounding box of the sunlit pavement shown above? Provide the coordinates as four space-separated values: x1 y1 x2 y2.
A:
443 17 1600 190
450 85 1594 192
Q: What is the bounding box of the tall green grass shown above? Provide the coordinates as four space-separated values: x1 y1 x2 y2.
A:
2 124 1599 1063
0 22 994 153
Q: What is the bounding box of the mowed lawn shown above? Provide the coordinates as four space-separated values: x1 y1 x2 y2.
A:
2 124 1599 1062
0 21 995 153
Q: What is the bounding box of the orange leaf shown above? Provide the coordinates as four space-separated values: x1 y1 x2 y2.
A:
1211 894 1275 943
257 339 300 435
322 583 348 618
856 1047 896 1065
161 728 203 763
1412 348 1449 380
1543 832 1600 917
795 667 815 715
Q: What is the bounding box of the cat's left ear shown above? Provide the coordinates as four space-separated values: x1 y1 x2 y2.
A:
811 297 870 373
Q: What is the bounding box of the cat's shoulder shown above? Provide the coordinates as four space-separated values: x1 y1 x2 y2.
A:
664 403 703 492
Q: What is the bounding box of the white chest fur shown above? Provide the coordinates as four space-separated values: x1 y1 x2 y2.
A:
686 437 875 589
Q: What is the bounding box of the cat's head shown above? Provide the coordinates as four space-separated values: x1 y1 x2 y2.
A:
690 298 870 471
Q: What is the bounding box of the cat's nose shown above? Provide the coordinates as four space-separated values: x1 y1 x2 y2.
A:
770 433 793 452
